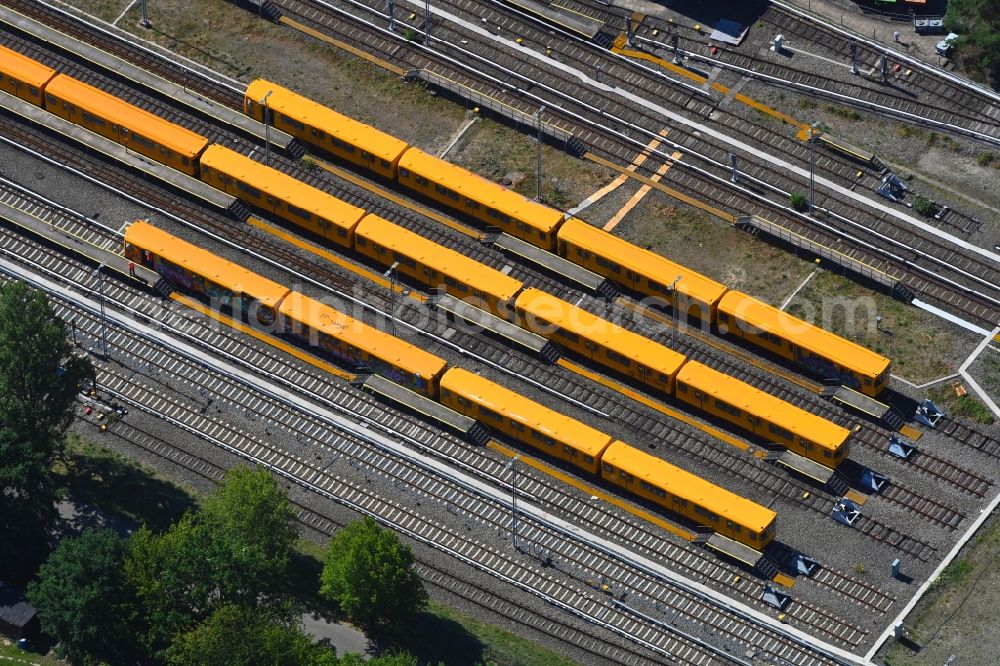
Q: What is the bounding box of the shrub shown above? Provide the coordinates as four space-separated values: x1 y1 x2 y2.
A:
790 191 809 212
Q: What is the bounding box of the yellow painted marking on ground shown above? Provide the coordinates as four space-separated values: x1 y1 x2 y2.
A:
279 17 405 75
995 333 1000 343
556 357 751 452
170 293 356 381
772 573 796 588
611 46 811 134
578 129 669 213
245 216 426 302
899 424 923 442
487 440 696 541
844 489 869 506
604 149 683 232
312 158 484 240
753 449 767 459
614 298 825 394
585 152 734 223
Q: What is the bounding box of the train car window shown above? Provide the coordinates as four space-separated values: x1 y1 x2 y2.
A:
499 213 511 224
45 94 56 105
434 184 448 196
555 328 579 343
718 312 729 323
380 159 390 169
480 407 502 422
562 445 575 456
532 430 556 446
694 390 703 400
337 228 347 237
726 520 735 529
288 204 312 220
415 175 429 186
602 463 614 473
182 157 190 166
361 151 374 162
236 181 262 199
715 399 741 417
132 134 156 150
81 111 106 127
464 199 480 209
538 232 546 241
356 237 367 247
422 268 436 278
747 531 757 541
693 505 718 522
767 423 793 440
487 207 499 219
574 248 590 259
605 348 631 368
672 497 688 507
659 373 669 383
583 455 594 464
509 420 524 432
864 378 872 386
399 167 410 178
637 365 648 376
595 256 620 274
822 450 832 458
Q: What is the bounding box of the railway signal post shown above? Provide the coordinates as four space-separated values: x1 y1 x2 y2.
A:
139 0 151 29
534 106 545 201
669 275 682 346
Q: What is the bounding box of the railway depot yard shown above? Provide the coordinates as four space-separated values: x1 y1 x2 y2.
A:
0 0 998 665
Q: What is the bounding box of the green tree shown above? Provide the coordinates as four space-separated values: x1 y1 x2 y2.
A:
165 604 338 666
199 465 298 606
26 529 130 665
0 281 92 575
320 517 427 634
124 467 300 657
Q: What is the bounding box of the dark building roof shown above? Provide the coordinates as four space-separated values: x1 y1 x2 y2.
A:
0 582 37 630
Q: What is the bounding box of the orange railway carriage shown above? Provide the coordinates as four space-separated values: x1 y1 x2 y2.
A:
244 79 408 180
675 361 852 465
123 221 290 325
600 441 777 548
717 291 891 396
397 147 565 249
514 288 685 394
278 292 447 397
354 214 524 318
0 43 56 106
439 368 613 474
43 74 208 175
556 218 728 323
198 145 366 249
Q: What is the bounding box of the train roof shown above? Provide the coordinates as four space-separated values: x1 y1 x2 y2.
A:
557 218 728 307
0 43 56 88
45 74 208 159
718 291 891 380
514 288 687 376
200 145 367 226
356 214 524 301
124 221 290 307
245 79 409 163
278 291 448 381
398 148 565 234
677 361 850 449
440 368 614 458
602 441 776 532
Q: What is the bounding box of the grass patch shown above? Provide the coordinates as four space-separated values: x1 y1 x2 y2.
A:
928 386 996 425
825 105 861 121
409 602 581 666
977 151 994 167
931 559 972 591
0 641 65 666
54 434 196 531
785 271 978 384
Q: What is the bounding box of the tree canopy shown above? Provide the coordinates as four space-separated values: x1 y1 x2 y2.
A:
0 280 92 576
320 517 427 634
125 466 301 658
945 0 1000 87
27 529 130 665
165 604 338 666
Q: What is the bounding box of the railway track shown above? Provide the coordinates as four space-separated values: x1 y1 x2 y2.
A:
1 243 859 666
270 0 1000 331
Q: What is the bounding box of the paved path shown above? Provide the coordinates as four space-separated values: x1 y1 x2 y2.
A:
301 613 369 657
